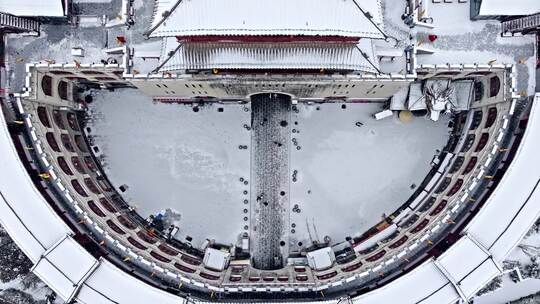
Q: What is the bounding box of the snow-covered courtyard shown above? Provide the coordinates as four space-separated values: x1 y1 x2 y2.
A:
88 91 251 247
288 103 449 251
88 91 450 251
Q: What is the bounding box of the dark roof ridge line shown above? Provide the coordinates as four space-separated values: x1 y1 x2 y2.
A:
350 0 388 40
144 0 184 38
152 41 184 73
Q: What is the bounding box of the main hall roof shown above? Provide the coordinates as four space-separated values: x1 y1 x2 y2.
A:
146 0 385 39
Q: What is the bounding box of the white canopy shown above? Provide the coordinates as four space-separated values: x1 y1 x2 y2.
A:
147 0 385 39
306 247 335 271
203 248 231 271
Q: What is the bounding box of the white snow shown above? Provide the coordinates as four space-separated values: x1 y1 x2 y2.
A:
0 277 24 292
33 259 77 300
417 49 536 95
459 259 501 297
475 277 540 304
36 236 97 286
7 31 110 68
131 0 145 10
438 236 491 282
1 1 538 302
507 232 540 267
418 48 508 66
148 0 384 39
428 2 498 34
414 1 537 95
289 103 449 249
465 94 540 261
133 41 162 59
0 276 55 303
87 94 451 252
0 104 71 262
352 261 457 304
77 260 184 304
88 90 251 247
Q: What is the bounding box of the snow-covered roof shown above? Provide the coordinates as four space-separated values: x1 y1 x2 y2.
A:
352 260 457 304
32 236 98 301
157 39 379 72
351 236 500 304
438 237 489 281
0 104 72 263
203 248 231 271
479 0 540 16
147 0 385 39
437 236 500 298
465 94 540 261
0 0 65 17
77 260 186 304
306 247 335 271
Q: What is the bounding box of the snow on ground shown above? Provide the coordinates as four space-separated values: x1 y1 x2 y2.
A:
6 25 120 93
0 278 53 303
414 2 537 95
7 25 107 92
0 278 24 292
428 1 497 34
507 232 540 266
381 0 409 39
490 225 540 303
87 90 251 247
475 276 540 304
4 0 138 93
87 96 451 253
375 0 411 74
288 103 450 250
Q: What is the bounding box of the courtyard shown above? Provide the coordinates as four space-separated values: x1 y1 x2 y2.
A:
88 90 450 254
